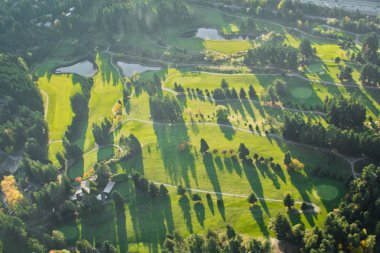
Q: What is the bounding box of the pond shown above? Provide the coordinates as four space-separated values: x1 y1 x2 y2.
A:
117 62 161 77
183 28 259 41
55 61 97 77
196 28 226 40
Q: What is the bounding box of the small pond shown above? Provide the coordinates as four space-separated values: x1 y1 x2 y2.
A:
183 28 260 41
55 60 97 77
117 62 161 77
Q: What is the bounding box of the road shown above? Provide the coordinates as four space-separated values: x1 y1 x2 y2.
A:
299 0 380 16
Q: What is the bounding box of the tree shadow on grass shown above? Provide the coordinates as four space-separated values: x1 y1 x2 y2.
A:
217 120 235 140
223 156 234 174
271 162 287 184
250 205 269 236
214 156 224 171
203 153 222 194
128 192 167 253
217 198 226 221
153 123 196 188
194 202 205 227
162 196 175 233
242 100 256 121
242 160 270 215
206 195 215 215
231 156 242 176
179 195 193 233
115 204 128 253
287 209 304 226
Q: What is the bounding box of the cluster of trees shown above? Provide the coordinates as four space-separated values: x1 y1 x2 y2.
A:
162 225 271 253
31 175 72 212
132 172 169 198
323 96 366 130
244 43 299 69
283 114 380 159
269 164 379 252
119 134 142 156
96 0 192 34
92 117 113 145
0 54 48 161
19 157 58 186
263 79 287 104
0 211 47 253
149 95 183 123
359 32 379 86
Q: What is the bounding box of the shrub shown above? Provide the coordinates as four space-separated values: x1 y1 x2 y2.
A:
111 173 129 182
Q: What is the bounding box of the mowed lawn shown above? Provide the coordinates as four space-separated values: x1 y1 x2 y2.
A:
76 53 124 152
164 68 380 119
37 72 82 162
58 185 323 253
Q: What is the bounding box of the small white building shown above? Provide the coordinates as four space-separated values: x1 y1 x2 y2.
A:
103 181 116 195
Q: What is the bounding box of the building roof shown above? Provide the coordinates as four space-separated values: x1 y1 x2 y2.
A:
103 181 116 194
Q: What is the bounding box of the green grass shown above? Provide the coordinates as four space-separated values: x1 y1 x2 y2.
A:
37 72 82 162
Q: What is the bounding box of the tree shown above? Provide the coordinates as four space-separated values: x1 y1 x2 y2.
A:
247 193 258 205
284 152 292 166
159 184 169 197
299 39 313 58
361 32 378 63
95 162 112 188
338 66 353 81
248 85 258 100
226 224 236 239
247 239 264 253
239 88 247 100
100 241 118 253
177 185 187 196
221 79 229 89
334 56 341 65
200 138 209 153
76 240 96 253
283 193 295 209
238 143 249 160
215 105 229 122
148 182 159 197
269 213 292 241
154 73 161 88
192 194 202 202
188 234 205 253
60 201 77 221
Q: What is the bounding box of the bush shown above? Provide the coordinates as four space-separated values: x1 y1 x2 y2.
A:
111 173 129 182
301 202 313 210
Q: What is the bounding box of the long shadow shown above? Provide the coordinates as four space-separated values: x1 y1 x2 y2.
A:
288 209 304 226
217 198 226 221
115 204 128 253
223 156 234 174
228 100 247 120
242 100 256 121
162 196 175 233
250 205 269 236
203 153 222 194
194 202 205 227
128 191 167 253
214 156 224 171
272 162 287 184
206 195 215 215
179 196 193 233
242 160 270 215
152 108 197 187
256 161 280 189
231 156 242 176
217 120 236 140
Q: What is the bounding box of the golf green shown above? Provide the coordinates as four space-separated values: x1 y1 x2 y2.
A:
291 87 313 100
315 184 339 201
